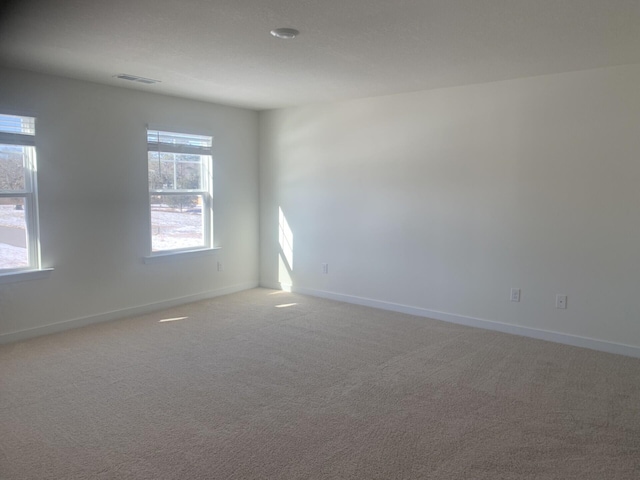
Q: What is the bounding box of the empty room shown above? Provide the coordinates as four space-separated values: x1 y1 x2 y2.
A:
1 1 640 478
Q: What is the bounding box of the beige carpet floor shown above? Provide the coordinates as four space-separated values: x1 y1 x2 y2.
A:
1 288 640 479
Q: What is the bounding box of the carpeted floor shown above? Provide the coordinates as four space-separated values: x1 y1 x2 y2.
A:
1 288 640 479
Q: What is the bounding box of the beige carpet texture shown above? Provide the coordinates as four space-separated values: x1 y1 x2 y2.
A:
1 288 639 479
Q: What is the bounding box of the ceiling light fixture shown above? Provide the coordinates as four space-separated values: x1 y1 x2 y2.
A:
270 28 299 40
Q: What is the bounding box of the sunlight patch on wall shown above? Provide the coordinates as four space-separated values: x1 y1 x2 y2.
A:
278 206 293 287
278 254 292 286
279 207 293 268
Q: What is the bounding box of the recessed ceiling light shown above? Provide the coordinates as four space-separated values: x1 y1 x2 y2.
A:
270 28 299 40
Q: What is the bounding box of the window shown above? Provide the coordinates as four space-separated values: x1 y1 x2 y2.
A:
0 114 40 271
147 128 213 254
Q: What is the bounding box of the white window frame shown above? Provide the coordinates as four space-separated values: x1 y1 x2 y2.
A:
0 114 41 273
146 126 213 256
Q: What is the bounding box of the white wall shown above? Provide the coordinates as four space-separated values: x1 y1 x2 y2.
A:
0 68 259 340
260 63 640 352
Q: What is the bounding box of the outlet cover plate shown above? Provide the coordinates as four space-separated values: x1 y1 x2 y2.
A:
510 288 521 302
556 294 567 309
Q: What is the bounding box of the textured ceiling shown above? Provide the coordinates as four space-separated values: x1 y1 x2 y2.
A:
1 0 640 110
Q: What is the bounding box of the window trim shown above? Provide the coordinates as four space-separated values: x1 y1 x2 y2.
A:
146 126 214 256
0 267 53 284
0 113 42 273
142 246 221 264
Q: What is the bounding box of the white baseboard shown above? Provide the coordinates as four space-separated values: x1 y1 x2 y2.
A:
263 283 640 359
0 281 259 345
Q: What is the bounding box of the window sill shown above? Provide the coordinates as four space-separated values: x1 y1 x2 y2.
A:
0 268 54 285
143 247 221 265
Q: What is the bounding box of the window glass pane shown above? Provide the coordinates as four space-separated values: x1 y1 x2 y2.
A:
148 152 176 190
148 152 203 191
150 194 204 252
0 144 26 191
176 154 203 190
0 197 28 269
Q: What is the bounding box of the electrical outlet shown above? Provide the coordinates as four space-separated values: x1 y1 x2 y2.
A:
510 288 520 302
217 261 223 272
322 263 329 274
556 294 567 309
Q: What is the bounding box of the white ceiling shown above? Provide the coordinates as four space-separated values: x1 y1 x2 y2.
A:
1 0 639 110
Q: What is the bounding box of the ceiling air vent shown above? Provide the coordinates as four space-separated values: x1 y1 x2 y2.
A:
114 74 160 85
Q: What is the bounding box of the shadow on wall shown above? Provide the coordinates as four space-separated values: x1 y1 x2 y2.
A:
278 206 293 288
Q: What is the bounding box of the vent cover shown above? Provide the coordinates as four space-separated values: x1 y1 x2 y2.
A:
114 74 160 85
